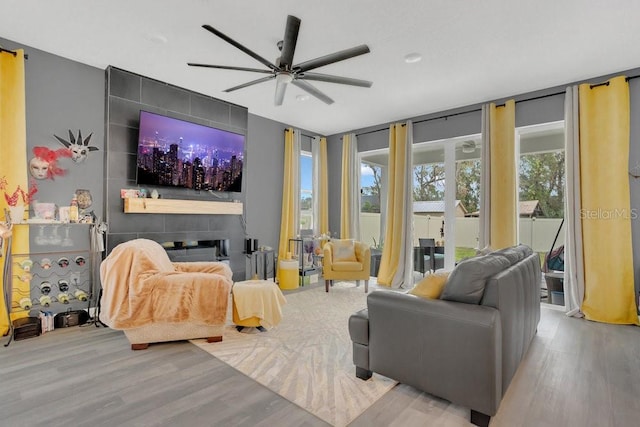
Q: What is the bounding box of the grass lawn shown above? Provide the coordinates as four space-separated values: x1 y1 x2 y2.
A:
455 247 547 267
455 247 477 261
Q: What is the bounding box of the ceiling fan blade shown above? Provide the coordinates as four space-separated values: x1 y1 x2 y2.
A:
188 63 273 74
224 75 275 93
298 72 372 88
274 78 288 106
291 79 334 105
202 24 279 72
293 44 370 73
279 15 300 69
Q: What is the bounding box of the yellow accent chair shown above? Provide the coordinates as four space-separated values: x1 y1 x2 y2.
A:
322 240 371 293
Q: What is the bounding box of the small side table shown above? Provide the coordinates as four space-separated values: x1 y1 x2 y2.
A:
232 280 287 331
544 271 564 305
251 249 276 281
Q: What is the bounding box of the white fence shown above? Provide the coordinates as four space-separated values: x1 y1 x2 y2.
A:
360 212 564 253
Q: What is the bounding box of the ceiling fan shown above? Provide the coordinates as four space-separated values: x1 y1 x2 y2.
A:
460 140 478 154
188 15 372 106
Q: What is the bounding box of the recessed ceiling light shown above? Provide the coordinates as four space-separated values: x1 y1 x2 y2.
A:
296 94 309 101
149 34 168 44
404 52 422 64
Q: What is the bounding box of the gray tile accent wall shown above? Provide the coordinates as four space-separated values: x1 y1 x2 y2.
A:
105 67 248 280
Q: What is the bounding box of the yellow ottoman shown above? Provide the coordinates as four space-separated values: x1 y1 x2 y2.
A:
232 280 287 331
278 259 299 290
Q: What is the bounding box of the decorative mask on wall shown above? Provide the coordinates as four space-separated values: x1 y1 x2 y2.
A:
54 129 99 163
75 189 93 211
29 147 72 180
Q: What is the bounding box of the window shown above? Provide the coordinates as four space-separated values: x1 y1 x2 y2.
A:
453 139 481 262
300 152 313 231
516 122 565 305
361 161 382 213
359 160 383 250
413 162 445 202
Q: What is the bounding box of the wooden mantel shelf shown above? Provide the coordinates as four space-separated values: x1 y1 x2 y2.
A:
124 198 243 215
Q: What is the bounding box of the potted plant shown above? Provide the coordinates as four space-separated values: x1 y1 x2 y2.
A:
370 237 383 277
303 239 316 268
1 176 38 224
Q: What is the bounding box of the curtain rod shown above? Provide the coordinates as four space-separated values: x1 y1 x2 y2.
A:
355 75 640 137
0 47 28 59
283 128 315 139
340 73 640 139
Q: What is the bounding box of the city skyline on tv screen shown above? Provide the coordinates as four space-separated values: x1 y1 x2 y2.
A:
136 110 244 192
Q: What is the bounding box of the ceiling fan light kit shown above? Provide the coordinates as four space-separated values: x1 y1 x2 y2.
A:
461 141 477 154
276 72 294 84
188 15 372 106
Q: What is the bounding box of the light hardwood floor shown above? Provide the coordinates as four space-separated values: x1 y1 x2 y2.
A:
1 305 639 427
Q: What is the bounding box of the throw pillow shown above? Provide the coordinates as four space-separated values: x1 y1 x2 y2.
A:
332 239 357 262
409 271 450 299
440 254 511 304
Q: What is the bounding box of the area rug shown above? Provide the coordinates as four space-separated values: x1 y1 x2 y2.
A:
191 281 397 427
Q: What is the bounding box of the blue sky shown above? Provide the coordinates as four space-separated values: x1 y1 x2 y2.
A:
360 163 375 188
300 157 375 192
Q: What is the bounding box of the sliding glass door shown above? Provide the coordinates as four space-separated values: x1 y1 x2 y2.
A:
361 134 482 275
453 137 482 262
517 121 565 306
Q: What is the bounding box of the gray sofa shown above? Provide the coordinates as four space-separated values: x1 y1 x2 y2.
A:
349 245 541 427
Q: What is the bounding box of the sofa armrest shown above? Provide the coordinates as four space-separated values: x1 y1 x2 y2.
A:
354 242 371 273
366 290 503 416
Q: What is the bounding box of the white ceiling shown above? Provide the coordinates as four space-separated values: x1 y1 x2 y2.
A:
2 0 640 136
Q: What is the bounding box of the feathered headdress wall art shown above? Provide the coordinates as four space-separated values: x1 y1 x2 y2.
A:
54 129 99 163
29 146 72 180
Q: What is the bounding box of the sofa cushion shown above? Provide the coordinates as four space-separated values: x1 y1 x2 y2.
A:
409 271 450 299
332 239 357 262
441 254 511 304
476 245 494 256
492 244 533 265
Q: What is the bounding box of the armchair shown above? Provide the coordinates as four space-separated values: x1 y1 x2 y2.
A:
322 239 370 293
415 238 444 274
99 239 233 350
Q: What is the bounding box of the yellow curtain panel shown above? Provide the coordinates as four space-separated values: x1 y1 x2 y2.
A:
579 76 638 325
377 124 407 286
318 137 329 236
277 128 297 264
0 49 29 335
340 134 353 239
489 100 517 249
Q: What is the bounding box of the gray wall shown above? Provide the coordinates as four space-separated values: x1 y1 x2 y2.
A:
243 116 319 253
0 37 105 220
244 114 287 252
1 37 105 312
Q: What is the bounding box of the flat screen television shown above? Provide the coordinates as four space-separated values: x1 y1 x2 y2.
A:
136 110 245 192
